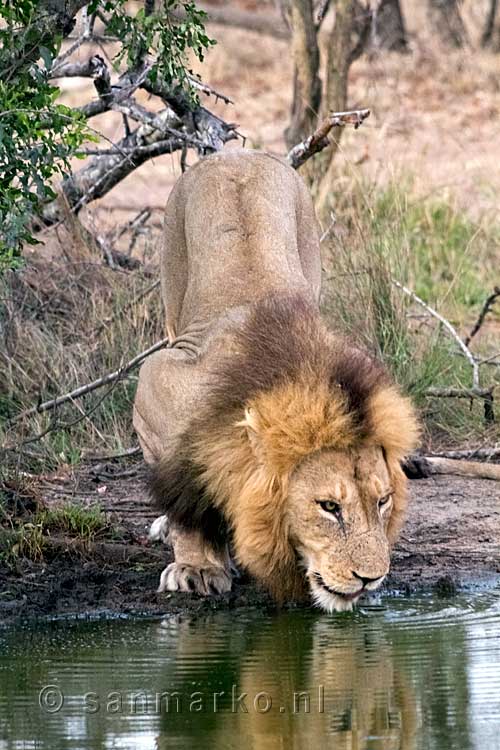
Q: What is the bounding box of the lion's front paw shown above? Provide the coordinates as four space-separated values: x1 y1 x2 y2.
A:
157 563 232 596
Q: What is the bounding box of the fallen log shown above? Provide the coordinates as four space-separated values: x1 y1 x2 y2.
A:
406 455 500 481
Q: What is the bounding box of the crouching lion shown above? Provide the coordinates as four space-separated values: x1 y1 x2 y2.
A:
133 149 419 613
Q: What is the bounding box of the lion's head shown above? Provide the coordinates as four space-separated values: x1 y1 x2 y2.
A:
152 295 419 612
287 446 397 612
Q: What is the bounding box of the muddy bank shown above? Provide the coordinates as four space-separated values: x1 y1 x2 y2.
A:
1 464 499 626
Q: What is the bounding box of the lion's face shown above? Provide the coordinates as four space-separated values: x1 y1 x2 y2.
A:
286 445 394 613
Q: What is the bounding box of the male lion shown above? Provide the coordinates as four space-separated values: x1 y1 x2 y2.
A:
133 149 419 613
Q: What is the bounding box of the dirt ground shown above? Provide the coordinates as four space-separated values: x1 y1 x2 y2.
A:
1 463 499 626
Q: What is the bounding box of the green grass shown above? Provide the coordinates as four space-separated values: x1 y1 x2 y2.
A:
35 503 106 541
322 183 500 447
373 188 498 314
0 500 107 566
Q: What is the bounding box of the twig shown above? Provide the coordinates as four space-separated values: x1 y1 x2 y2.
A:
4 371 127 453
83 446 142 461
50 18 92 71
426 387 492 399
286 109 370 169
186 74 234 105
427 447 500 461
11 338 169 423
392 279 480 389
464 286 500 346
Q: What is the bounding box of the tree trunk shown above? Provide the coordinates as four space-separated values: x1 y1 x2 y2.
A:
372 0 408 52
481 0 500 51
314 0 358 216
284 0 321 150
427 0 468 47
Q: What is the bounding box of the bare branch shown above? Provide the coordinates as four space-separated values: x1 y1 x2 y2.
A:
50 9 94 71
40 104 189 226
186 74 234 105
427 447 500 461
425 387 492 399
83 445 142 461
464 286 500 346
11 338 170 424
286 108 370 169
424 457 500 481
392 279 480 390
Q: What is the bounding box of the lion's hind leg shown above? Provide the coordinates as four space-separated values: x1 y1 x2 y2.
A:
157 525 232 596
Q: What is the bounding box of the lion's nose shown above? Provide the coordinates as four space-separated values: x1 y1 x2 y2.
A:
352 571 384 587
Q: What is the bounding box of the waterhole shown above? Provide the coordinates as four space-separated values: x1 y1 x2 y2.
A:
1 586 499 749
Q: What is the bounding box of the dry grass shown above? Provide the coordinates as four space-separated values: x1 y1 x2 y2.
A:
0 225 164 470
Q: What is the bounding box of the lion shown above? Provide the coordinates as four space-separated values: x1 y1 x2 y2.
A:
133 149 419 613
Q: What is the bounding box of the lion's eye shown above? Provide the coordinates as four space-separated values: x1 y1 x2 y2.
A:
378 494 393 509
317 500 340 514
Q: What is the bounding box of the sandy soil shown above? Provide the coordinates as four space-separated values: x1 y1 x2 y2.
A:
1 464 498 626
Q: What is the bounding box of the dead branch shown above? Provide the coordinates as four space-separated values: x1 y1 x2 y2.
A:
464 286 500 346
11 338 169 424
426 387 493 399
286 108 370 169
428 447 500 461
41 125 187 226
50 8 94 69
50 55 111 100
83 446 142 462
39 60 238 227
186 74 234 105
392 279 480 390
424 456 500 481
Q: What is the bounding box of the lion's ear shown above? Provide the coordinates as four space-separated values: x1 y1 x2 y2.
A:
241 406 264 459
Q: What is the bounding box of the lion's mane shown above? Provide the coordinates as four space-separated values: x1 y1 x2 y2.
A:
149 294 419 600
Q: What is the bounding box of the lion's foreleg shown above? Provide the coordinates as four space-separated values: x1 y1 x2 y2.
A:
157 524 232 596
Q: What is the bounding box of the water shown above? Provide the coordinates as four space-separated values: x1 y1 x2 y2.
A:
1 586 500 750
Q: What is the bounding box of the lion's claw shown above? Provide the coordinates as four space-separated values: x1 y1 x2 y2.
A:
158 562 232 596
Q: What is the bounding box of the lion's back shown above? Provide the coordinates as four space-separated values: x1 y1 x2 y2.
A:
161 149 321 337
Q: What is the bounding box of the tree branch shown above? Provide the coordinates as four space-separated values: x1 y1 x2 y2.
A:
286 108 370 169
464 286 500 346
11 338 170 424
392 279 480 390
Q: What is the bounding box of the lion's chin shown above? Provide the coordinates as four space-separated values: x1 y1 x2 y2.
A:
310 584 363 613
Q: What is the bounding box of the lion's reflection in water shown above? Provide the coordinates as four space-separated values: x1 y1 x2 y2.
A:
154 610 417 750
